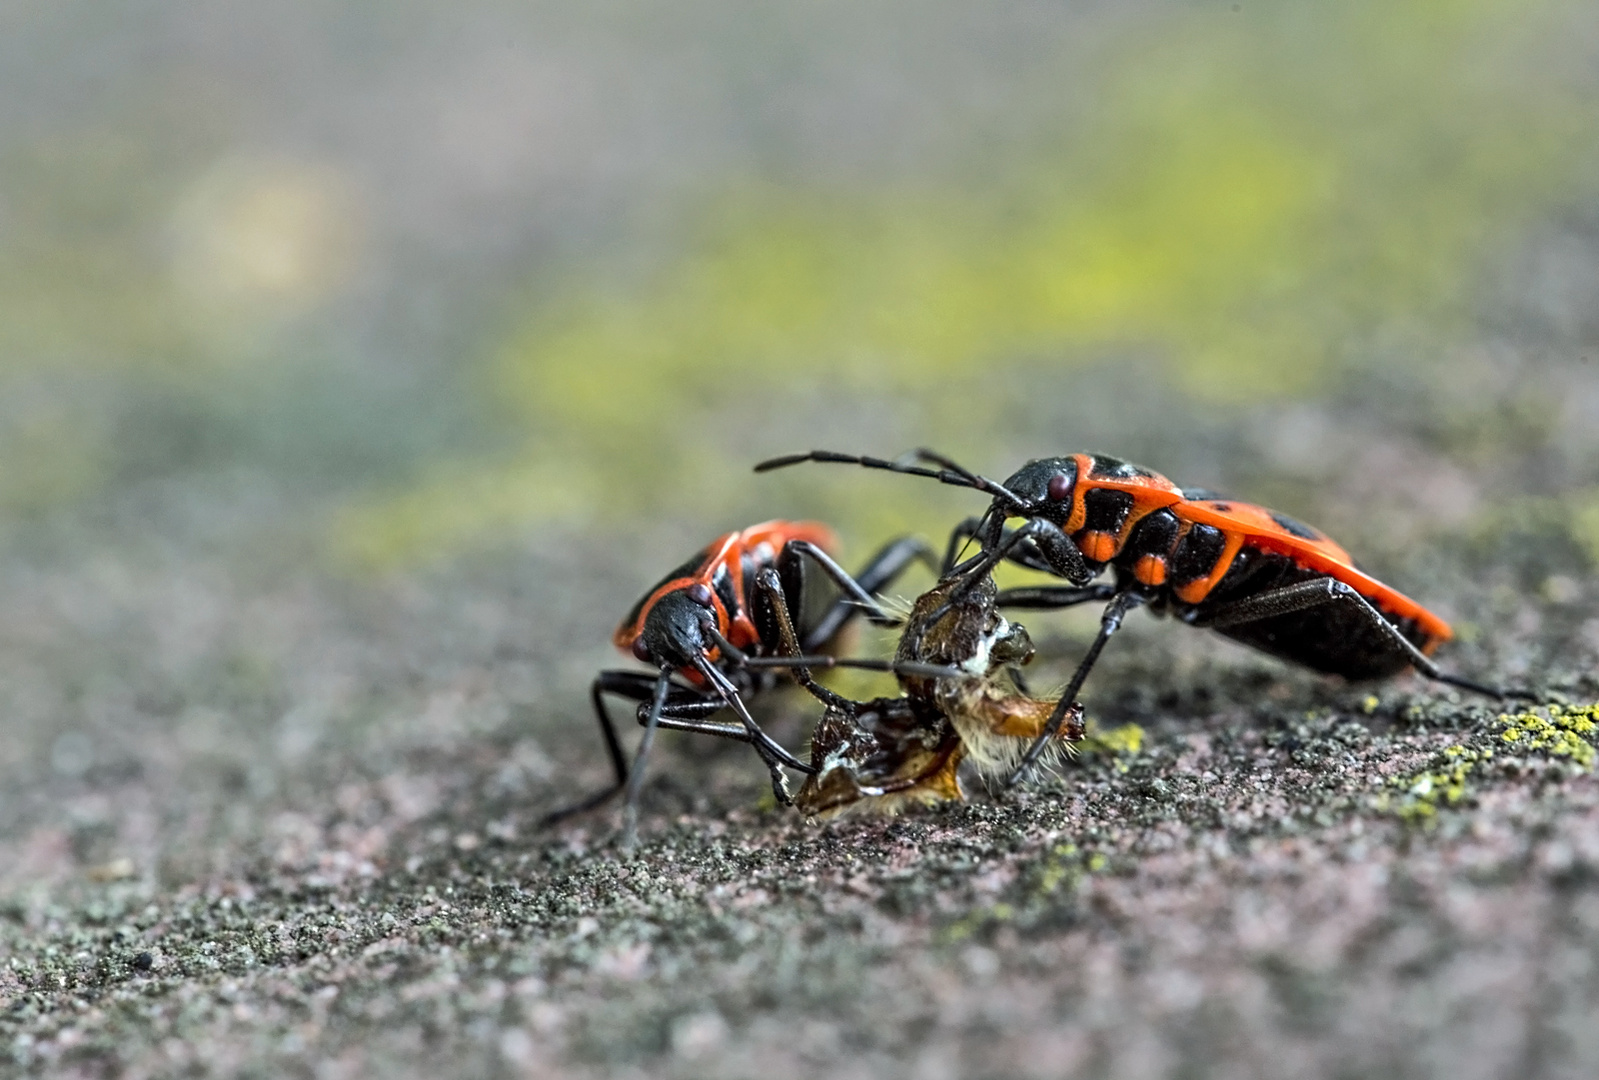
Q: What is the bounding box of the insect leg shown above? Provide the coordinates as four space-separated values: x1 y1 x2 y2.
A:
943 513 1080 579
544 672 768 829
850 535 941 595
1019 522 1096 585
540 670 662 827
795 535 937 648
1007 590 1147 785
619 671 673 852
645 691 762 737
1195 578 1532 700
647 714 754 741
951 517 1096 586
708 619 964 695
942 517 986 574
754 567 852 710
913 520 1101 639
994 583 1120 609
693 655 815 806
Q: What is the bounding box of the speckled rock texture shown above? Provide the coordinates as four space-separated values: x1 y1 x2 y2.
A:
3 343 1599 1079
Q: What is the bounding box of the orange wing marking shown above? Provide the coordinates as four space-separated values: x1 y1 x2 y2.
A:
1175 501 1452 645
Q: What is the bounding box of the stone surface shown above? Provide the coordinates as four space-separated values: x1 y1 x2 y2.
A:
2 384 1597 1077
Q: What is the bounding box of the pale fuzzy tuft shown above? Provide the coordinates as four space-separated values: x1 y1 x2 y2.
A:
951 715 1077 780
874 593 917 623
941 674 1082 780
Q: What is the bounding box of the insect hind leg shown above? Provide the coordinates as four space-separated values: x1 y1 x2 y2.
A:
1196 577 1533 701
1007 589 1147 786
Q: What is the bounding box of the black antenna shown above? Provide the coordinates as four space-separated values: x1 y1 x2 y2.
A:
702 623 965 683
908 449 1028 509
754 449 1029 511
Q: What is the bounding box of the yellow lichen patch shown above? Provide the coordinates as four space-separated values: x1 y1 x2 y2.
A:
1383 703 1599 823
1079 721 1144 757
1495 705 1598 770
940 844 1105 944
1034 844 1080 898
1075 721 1145 774
1387 745 1492 823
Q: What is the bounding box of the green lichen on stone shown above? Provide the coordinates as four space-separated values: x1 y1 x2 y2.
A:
1076 721 1145 772
1382 703 1598 823
1383 743 1493 823
940 841 1104 944
1495 704 1598 769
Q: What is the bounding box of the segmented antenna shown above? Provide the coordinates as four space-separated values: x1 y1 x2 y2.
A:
737 655 967 681
703 622 965 682
754 449 1028 510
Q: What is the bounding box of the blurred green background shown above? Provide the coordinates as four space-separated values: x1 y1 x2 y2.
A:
3 0 1599 810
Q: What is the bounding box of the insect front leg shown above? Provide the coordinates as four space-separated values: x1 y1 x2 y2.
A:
789 535 937 649
951 518 1096 587
1006 589 1147 785
540 670 662 827
993 583 1119 610
753 567 853 712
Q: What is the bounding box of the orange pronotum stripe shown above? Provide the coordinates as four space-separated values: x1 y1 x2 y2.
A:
1065 457 1185 563
1060 454 1096 534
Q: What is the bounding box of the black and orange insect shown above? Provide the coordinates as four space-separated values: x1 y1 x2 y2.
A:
542 520 949 845
758 449 1532 784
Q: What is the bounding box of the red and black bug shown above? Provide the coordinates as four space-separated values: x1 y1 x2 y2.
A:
542 520 950 846
757 449 1534 784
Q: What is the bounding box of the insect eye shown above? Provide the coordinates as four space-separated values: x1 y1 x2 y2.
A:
631 638 652 662
1047 473 1072 502
687 583 714 607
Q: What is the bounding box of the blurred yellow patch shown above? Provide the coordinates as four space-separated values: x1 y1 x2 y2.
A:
1078 721 1145 771
329 455 597 570
338 0 1595 565
1497 705 1598 770
169 155 365 337
1387 746 1489 823
1384 703 1599 823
